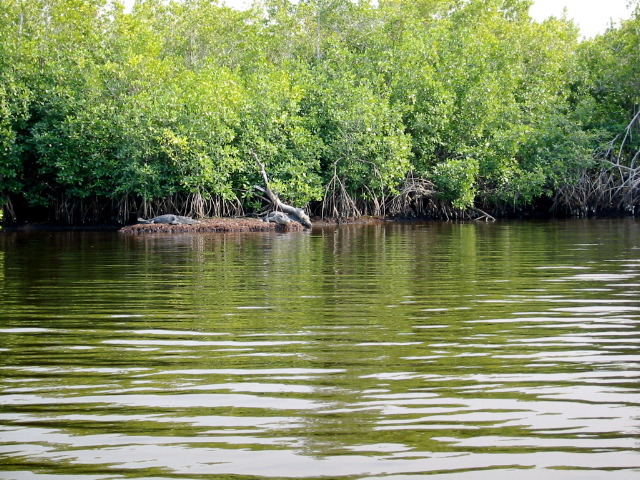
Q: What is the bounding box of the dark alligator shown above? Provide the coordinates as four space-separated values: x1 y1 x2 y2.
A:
137 214 201 225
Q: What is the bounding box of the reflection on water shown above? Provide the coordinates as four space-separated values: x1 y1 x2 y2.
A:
0 219 639 479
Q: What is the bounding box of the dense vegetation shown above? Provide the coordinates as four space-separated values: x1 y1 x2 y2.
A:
1 0 639 224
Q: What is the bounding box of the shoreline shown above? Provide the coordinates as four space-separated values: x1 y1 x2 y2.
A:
0 216 389 234
1 214 637 234
119 217 305 234
119 215 391 233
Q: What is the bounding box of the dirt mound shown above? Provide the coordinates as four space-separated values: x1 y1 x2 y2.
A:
119 217 305 234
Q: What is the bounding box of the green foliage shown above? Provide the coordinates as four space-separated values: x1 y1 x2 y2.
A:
235 66 324 206
0 0 638 222
0 79 30 197
574 4 640 159
305 60 411 199
432 157 479 209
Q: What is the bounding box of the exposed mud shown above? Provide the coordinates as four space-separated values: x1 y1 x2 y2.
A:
118 217 306 234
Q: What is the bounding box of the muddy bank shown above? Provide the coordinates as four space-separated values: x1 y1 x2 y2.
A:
118 217 306 234
118 216 391 234
1 216 389 234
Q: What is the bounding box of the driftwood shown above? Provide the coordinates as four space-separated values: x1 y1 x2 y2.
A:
252 152 313 228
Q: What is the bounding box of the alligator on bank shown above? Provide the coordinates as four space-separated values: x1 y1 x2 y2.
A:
262 211 292 225
137 214 201 225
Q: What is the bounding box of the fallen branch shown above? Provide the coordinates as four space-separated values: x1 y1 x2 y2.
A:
251 151 312 228
471 207 496 222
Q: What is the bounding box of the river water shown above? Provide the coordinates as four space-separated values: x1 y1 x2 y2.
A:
0 219 639 479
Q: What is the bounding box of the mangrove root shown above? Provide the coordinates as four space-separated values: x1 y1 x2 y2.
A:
553 110 640 216
321 165 361 219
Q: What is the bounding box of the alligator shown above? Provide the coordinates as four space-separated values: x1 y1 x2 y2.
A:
137 214 201 225
262 211 292 225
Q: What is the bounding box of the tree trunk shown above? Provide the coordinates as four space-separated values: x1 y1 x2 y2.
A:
252 152 313 228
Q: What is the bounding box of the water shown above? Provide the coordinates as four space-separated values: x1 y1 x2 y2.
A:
0 219 639 479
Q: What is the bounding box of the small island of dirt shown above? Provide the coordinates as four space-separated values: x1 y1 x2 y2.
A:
119 217 306 234
118 216 389 234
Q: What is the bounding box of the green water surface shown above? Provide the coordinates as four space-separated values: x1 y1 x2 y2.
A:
0 219 639 479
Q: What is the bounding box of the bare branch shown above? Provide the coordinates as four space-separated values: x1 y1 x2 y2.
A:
251 151 312 228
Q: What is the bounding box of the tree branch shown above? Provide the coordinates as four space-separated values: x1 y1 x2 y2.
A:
251 151 312 228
